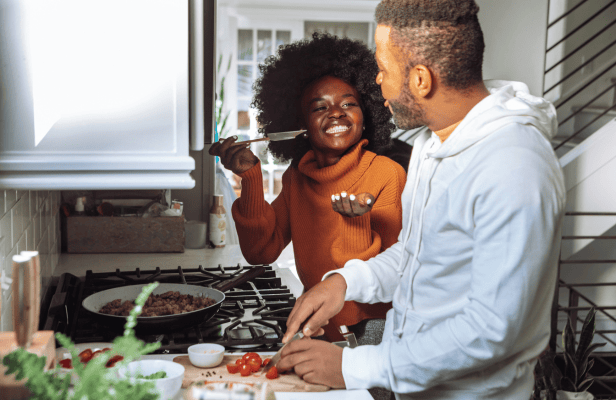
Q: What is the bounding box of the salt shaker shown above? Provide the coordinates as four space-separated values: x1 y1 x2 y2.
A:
209 195 226 248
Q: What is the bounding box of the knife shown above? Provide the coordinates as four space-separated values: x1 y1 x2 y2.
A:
263 331 304 373
228 129 306 146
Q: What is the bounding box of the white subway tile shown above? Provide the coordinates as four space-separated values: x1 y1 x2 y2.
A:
0 212 11 252
2 292 13 332
25 224 34 252
0 190 5 218
11 200 23 249
16 231 26 254
44 196 51 233
5 190 17 211
4 247 17 280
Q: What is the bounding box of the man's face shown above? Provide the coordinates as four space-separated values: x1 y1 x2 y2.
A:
374 25 425 130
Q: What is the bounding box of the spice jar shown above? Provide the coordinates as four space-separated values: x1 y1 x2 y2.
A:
208 195 226 248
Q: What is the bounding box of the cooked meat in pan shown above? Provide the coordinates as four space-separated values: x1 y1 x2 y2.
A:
99 291 217 317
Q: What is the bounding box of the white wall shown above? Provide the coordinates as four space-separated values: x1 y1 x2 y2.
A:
0 190 61 332
476 0 549 97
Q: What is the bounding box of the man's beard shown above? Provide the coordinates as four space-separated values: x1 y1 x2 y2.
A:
389 86 425 130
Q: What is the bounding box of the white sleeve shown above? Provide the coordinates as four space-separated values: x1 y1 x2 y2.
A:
322 240 405 304
342 144 566 392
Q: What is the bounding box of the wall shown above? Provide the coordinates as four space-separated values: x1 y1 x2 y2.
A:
475 0 549 97
0 190 61 332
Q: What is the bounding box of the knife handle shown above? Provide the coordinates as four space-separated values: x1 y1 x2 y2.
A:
12 255 37 348
212 265 266 292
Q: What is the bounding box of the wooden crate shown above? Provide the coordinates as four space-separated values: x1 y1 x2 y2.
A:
67 216 185 253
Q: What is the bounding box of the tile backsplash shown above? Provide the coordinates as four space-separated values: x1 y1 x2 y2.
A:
0 190 61 332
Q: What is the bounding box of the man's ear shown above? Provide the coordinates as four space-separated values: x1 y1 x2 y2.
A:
408 64 432 99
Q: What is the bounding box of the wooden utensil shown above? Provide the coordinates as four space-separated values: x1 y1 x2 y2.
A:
1 253 54 399
20 251 41 330
12 254 37 348
173 354 329 392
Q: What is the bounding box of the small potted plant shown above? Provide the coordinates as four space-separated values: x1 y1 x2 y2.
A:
532 307 606 400
2 282 164 400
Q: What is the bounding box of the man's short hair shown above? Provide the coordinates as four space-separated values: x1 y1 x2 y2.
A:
375 0 485 91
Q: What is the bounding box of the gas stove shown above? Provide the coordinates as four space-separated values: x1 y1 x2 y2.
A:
40 264 297 354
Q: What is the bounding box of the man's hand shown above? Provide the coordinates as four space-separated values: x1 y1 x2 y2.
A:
282 274 347 342
277 338 345 389
331 192 375 218
208 136 259 175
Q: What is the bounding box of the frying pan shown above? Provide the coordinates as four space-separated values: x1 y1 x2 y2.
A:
81 265 266 333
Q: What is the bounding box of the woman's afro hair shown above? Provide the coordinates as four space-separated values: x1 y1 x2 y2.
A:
251 32 395 164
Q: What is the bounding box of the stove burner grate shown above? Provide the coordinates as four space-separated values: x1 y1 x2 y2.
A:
41 264 296 353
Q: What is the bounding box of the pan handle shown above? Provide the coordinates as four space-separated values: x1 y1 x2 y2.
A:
211 265 266 292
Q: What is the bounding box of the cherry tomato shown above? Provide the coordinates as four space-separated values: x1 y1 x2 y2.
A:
226 363 240 374
262 358 271 367
240 364 251 377
247 358 261 373
59 359 73 369
265 366 278 380
242 352 259 361
235 358 246 365
78 348 93 363
105 355 124 368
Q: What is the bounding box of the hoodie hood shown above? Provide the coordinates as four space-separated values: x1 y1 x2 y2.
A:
430 80 558 159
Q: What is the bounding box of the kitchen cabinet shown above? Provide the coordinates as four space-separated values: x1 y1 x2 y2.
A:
0 0 216 190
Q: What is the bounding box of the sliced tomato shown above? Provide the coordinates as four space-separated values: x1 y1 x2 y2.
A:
262 358 271 367
226 363 240 374
235 358 246 365
91 350 104 359
247 358 261 373
105 354 124 368
78 348 93 363
265 366 278 380
102 348 111 353
239 364 251 377
59 358 73 369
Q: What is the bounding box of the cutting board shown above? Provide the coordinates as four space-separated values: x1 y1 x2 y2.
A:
0 331 56 399
173 354 329 392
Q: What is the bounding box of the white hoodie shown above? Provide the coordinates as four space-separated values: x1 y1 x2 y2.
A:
325 80 566 399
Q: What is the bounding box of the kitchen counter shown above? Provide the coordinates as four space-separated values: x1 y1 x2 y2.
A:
53 246 374 399
139 353 374 400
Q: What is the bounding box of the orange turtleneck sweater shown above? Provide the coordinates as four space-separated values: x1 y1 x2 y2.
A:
232 139 406 341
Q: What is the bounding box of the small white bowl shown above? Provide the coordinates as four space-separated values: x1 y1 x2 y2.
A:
118 360 184 400
187 343 225 368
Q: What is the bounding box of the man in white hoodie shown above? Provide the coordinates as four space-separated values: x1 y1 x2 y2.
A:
277 0 566 399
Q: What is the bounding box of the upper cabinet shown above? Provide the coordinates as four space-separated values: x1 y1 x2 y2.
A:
0 0 215 190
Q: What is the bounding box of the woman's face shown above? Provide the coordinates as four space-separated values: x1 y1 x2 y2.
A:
300 76 364 166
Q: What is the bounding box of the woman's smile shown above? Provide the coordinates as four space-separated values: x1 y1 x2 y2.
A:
325 124 351 135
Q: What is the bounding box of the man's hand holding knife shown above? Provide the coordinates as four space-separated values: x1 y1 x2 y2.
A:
275 273 349 389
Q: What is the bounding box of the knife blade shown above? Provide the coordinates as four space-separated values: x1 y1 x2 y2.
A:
263 331 304 373
229 129 306 146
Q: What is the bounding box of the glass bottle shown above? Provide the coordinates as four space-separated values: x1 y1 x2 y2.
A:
209 195 226 248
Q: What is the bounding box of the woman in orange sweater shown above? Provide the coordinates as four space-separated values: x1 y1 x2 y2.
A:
209 33 406 343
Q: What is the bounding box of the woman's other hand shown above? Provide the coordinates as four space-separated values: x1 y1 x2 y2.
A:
331 192 374 217
208 136 259 175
